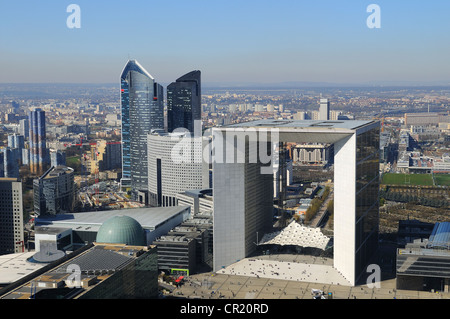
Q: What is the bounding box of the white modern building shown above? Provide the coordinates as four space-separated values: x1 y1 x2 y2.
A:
319 98 330 121
175 189 213 218
148 131 210 207
34 227 73 253
0 251 47 286
212 119 380 286
434 155 450 172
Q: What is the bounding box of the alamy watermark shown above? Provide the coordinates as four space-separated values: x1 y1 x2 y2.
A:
66 4 81 29
169 120 280 175
367 4 381 29
66 264 82 288
64 4 381 30
366 264 381 288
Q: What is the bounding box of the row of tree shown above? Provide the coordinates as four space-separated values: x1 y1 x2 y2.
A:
304 197 322 222
381 190 449 208
304 186 332 223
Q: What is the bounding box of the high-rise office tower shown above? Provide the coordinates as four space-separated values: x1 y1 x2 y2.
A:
50 150 66 167
319 98 330 121
22 148 30 166
5 133 25 175
0 178 24 255
148 131 209 207
19 119 29 139
33 166 75 216
7 133 25 168
29 108 48 175
2 148 20 178
98 140 122 171
10 101 20 112
167 70 201 134
88 140 121 174
120 60 164 201
0 153 4 177
8 134 25 151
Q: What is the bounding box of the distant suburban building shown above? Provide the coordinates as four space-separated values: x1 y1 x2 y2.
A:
404 112 449 127
292 143 333 166
319 98 330 121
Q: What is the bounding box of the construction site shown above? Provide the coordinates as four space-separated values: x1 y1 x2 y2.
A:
64 139 143 211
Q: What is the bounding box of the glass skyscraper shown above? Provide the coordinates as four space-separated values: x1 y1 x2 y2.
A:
120 60 164 201
354 126 380 279
29 108 48 175
167 70 201 134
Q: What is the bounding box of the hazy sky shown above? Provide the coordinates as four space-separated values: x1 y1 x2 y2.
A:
1 0 450 85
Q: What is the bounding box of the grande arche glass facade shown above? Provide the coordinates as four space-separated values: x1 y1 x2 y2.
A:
355 126 380 279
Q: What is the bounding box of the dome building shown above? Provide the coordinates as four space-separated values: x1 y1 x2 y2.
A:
96 215 146 246
34 206 191 250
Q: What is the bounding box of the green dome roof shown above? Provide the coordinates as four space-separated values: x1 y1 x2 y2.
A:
96 215 146 246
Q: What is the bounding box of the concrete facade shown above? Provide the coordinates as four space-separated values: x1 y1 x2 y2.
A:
212 119 380 286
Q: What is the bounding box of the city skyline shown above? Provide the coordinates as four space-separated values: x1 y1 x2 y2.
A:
0 0 449 302
1 1 450 85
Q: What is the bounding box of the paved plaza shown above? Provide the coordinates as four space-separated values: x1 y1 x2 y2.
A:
167 254 450 300
216 255 352 286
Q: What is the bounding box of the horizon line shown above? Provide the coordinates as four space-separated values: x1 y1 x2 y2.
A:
2 81 450 88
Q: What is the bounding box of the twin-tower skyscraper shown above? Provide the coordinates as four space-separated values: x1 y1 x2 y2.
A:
119 60 201 202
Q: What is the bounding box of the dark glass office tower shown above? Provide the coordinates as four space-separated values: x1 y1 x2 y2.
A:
167 70 201 133
29 108 48 175
120 63 132 188
120 60 164 201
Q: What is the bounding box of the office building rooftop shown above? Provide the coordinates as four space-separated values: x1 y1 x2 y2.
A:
223 119 375 130
0 243 157 299
41 166 73 179
35 206 190 233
